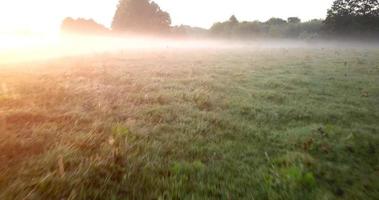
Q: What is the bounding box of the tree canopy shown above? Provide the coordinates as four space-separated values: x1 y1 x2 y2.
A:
325 0 379 33
288 17 301 24
266 18 288 25
229 15 239 24
59 0 379 40
111 0 171 34
61 18 109 35
210 15 323 39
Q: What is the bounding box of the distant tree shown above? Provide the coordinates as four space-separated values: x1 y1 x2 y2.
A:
171 25 209 38
266 18 287 25
229 15 239 24
234 21 265 38
210 22 233 38
210 15 240 38
210 16 323 39
301 19 324 33
111 0 171 34
325 0 379 33
61 18 109 35
288 17 301 23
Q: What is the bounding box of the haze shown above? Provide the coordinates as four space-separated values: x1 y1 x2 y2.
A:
0 0 376 64
0 0 333 33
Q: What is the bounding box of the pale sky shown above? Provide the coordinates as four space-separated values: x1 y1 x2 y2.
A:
0 0 333 34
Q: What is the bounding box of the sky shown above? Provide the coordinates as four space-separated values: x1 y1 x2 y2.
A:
0 0 334 34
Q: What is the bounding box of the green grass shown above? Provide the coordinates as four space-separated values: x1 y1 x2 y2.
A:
0 48 378 199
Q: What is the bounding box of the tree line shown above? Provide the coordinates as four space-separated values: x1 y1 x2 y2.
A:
61 0 379 40
209 16 323 40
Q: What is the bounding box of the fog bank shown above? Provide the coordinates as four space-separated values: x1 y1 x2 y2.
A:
1 34 379 65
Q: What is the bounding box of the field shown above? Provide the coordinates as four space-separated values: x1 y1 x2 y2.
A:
0 47 378 199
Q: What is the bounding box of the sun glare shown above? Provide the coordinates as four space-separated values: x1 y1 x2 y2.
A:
0 0 334 64
0 32 61 64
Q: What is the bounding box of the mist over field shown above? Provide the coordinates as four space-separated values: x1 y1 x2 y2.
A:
2 33 379 66
1 0 379 199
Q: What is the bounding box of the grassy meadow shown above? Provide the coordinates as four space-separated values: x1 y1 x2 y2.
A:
0 47 378 199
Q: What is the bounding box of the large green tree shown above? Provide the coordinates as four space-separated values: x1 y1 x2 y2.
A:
111 0 171 33
325 0 379 33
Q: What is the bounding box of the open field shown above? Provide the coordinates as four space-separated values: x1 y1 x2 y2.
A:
0 47 378 199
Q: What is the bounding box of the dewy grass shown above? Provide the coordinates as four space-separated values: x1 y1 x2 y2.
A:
0 48 378 199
